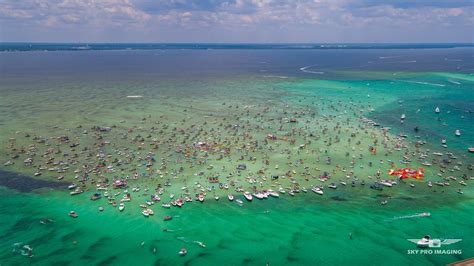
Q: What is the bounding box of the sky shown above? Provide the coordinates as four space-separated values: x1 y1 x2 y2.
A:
0 0 473 43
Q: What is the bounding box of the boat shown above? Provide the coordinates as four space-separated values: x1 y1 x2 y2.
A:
67 184 77 190
179 248 187 256
410 183 415 188
288 191 295 196
142 209 150 217
459 180 467 186
340 181 347 186
469 147 474 153
69 211 78 218
161 203 171 208
90 193 101 201
311 187 323 195
427 181 433 187
235 199 243 205
70 188 83 195
455 129 461 136
244 192 253 201
254 192 264 199
214 195 219 201
268 190 279 198
119 203 125 211
378 180 393 187
435 107 440 113
197 193 205 202
328 183 337 189
401 114 406 120
228 194 234 201
164 215 173 221
146 209 154 215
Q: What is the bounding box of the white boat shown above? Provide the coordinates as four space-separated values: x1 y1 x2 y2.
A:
268 191 279 198
254 193 264 199
244 192 253 201
142 209 150 217
119 203 125 211
379 181 393 187
179 248 187 256
340 181 347 186
427 181 433 187
312 187 323 195
146 209 154 215
235 199 243 205
401 114 406 120
328 183 337 189
455 129 461 136
228 194 234 201
70 188 83 195
435 107 440 113
161 203 171 208
67 184 77 190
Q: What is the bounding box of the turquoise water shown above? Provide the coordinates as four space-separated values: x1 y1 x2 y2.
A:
0 48 473 265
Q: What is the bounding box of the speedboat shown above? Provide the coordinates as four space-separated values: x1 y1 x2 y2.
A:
244 192 253 201
254 192 264 199
379 180 393 187
179 248 187 256
70 188 83 195
69 211 78 218
119 203 125 211
90 193 101 201
197 193 205 202
142 209 150 217
236 199 243 205
340 181 347 186
312 187 323 195
427 181 433 187
455 129 461 136
161 203 171 208
268 190 279 198
146 209 154 215
328 183 337 189
435 107 440 113
228 194 234 201
67 184 77 190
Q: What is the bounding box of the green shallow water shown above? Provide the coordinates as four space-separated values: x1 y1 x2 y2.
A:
0 186 473 266
0 50 473 265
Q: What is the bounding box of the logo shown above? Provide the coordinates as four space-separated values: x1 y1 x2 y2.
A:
406 235 463 255
407 235 462 248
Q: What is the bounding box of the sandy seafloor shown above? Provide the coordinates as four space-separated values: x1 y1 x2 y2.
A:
0 48 473 265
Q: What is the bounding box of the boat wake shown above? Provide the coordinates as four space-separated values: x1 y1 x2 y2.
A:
263 75 289 79
447 79 461 85
396 80 446 87
386 212 431 222
299 65 324 74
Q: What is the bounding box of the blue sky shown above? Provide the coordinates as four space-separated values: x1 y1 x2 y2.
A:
0 0 473 43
